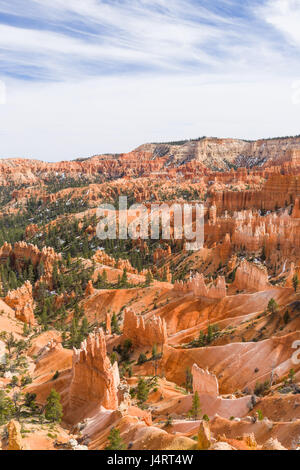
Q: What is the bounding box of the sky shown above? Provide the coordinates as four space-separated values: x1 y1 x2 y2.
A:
1 0 300 161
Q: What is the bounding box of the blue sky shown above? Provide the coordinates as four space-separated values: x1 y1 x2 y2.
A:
0 0 300 161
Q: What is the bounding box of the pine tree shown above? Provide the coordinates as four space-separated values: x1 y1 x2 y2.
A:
0 391 14 425
119 268 128 288
145 270 153 287
137 377 149 404
22 322 30 337
293 274 299 293
207 324 213 344
111 313 120 334
45 389 63 423
70 318 79 347
152 343 158 359
105 428 126 450
267 298 279 316
198 330 206 346
102 270 108 286
27 262 35 285
79 316 89 343
188 391 201 420
162 267 167 282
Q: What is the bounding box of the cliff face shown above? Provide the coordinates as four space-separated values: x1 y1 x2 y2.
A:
66 329 119 422
191 364 251 419
137 136 300 169
4 281 36 325
1 136 300 186
122 309 167 348
233 260 270 293
192 364 219 396
174 273 226 299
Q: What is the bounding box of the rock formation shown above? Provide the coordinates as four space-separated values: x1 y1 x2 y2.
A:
4 281 36 325
122 309 167 348
191 364 251 419
1 136 300 451
85 280 95 297
67 329 119 421
174 273 226 299
7 420 24 450
197 421 211 450
93 249 138 274
106 313 112 335
233 259 270 292
262 438 287 450
192 364 219 396
25 224 39 239
0 241 61 287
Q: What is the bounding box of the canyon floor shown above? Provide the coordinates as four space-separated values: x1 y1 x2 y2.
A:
1 136 300 451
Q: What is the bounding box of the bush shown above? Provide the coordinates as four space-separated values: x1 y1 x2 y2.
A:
137 353 147 365
254 380 270 397
52 371 60 381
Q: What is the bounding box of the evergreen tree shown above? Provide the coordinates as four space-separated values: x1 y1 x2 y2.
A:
137 377 149 404
0 391 14 425
137 353 147 365
152 343 158 359
27 262 35 285
267 298 279 316
293 274 299 293
188 391 201 420
111 313 120 335
145 270 153 287
105 428 126 450
198 330 205 346
69 318 79 347
207 324 213 344
45 389 63 423
78 316 89 344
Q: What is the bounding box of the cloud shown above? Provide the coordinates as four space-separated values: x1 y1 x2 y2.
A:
258 0 300 47
1 0 295 82
1 1 300 161
0 0 229 80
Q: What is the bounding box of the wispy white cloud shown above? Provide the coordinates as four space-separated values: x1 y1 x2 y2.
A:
257 0 300 47
1 0 300 161
1 0 297 81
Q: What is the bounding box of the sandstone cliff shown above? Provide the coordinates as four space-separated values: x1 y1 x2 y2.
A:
174 273 226 299
233 259 270 292
122 309 167 348
66 329 119 422
4 281 36 325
